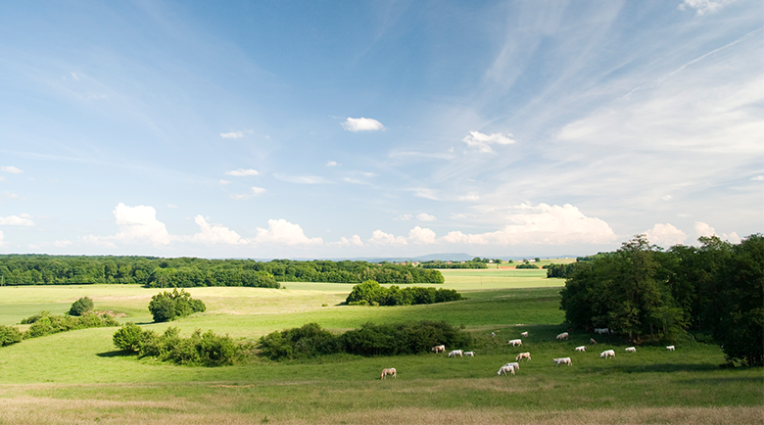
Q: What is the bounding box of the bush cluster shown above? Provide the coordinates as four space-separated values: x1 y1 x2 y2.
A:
345 280 461 306
515 262 540 269
258 320 472 360
148 289 206 322
68 296 94 316
113 323 239 366
0 325 23 346
22 311 120 339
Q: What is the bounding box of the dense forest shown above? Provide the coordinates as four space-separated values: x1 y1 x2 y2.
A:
0 256 444 287
560 234 763 366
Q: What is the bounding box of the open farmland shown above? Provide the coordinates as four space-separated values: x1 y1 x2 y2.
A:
0 280 761 424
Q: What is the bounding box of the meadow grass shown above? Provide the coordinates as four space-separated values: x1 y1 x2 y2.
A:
0 281 761 424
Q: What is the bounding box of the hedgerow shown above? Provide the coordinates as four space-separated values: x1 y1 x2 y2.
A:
345 280 461 306
22 311 120 339
112 324 240 366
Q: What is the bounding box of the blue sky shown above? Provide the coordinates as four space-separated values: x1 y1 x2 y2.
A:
0 0 762 259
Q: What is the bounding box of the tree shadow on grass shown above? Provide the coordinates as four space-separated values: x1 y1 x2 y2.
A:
590 363 721 374
676 376 763 385
97 350 136 358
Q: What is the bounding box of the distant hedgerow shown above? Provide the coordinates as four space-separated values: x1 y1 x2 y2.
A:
345 280 461 306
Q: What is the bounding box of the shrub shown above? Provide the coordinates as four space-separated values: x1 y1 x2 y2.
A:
0 325 23 347
113 322 144 352
68 296 94 316
148 288 206 322
112 325 239 366
23 311 119 339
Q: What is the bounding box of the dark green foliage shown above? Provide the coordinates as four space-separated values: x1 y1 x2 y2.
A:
0 325 23 346
345 280 461 306
258 321 470 360
68 296 94 316
516 262 540 269
23 311 119 339
148 289 206 322
0 255 443 286
112 325 239 366
421 260 487 269
545 263 577 278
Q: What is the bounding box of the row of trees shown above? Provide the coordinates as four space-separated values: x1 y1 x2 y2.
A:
113 324 239 366
560 234 763 366
345 280 462 306
0 256 444 286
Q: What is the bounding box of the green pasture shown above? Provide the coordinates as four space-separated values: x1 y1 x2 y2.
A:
0 281 761 424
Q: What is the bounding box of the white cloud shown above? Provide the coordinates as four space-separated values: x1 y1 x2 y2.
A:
326 161 338 167
190 215 244 245
53 240 72 248
0 230 4 246
341 117 385 132
410 188 439 200
1 166 23 174
273 173 329 184
461 131 516 154
219 180 231 185
335 235 363 247
167 204 178 208
343 177 372 185
458 194 480 202
678 0 736 15
231 186 267 200
644 223 687 246
408 226 437 244
220 131 244 139
250 219 323 245
395 214 412 221
0 215 35 226
368 229 408 246
87 203 173 246
416 213 436 222
694 221 716 238
225 168 260 177
82 234 117 248
725 231 741 244
661 195 673 201
441 203 616 245
751 175 764 181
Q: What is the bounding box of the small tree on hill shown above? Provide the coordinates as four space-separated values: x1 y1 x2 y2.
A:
68 297 94 316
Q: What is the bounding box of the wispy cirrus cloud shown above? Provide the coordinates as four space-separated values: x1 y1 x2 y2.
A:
225 168 260 177
678 0 737 16
273 173 329 184
1 166 23 174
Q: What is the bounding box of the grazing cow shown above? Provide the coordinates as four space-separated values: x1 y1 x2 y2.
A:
515 352 531 361
380 368 397 379
556 332 569 341
590 338 597 345
508 339 522 347
497 365 515 375
575 346 586 352
431 345 446 354
625 347 636 353
553 357 572 366
666 345 675 351
600 349 615 358
505 362 520 371
448 350 463 358
520 331 529 337
464 351 475 357
594 328 609 335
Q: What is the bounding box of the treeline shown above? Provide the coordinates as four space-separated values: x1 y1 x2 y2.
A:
345 280 461 306
421 261 487 269
0 256 444 286
258 321 471 360
560 234 763 366
545 262 577 278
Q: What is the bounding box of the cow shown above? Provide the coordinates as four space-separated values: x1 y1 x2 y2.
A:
594 328 609 335
590 338 598 345
448 350 463 357
553 357 572 366
625 347 636 353
575 346 586 352
497 365 515 375
666 345 675 351
464 351 475 357
520 331 529 337
556 332 569 341
380 368 397 379
505 362 520 371
431 345 446 354
508 339 522 347
600 349 615 358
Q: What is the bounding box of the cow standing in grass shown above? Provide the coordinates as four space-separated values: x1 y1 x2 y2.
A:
380 368 397 379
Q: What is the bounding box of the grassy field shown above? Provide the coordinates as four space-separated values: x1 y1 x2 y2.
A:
0 278 761 424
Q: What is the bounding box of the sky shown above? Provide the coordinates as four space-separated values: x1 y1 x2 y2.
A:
0 0 762 259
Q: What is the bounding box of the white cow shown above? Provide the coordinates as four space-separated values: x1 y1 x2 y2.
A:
520 331 529 337
590 338 598 345
594 328 609 335
666 345 675 351
505 362 520 371
515 352 531 361
497 365 515 375
575 346 586 352
625 347 637 353
600 349 615 358
508 339 523 347
431 345 446 354
464 351 475 357
556 332 569 341
553 357 572 366
380 368 397 379
448 350 463 358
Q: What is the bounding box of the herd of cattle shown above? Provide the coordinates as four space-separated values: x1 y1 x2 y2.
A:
380 329 677 379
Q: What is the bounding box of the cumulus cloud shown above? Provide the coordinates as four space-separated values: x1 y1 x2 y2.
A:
225 169 260 177
0 214 35 226
644 223 687 246
335 235 363 246
250 219 322 245
462 131 516 153
341 117 385 132
441 203 616 245
693 221 740 243
678 0 736 15
408 226 437 244
1 166 23 174
231 187 267 200
416 213 436 222
368 230 408 246
111 203 173 245
326 161 338 167
190 216 244 245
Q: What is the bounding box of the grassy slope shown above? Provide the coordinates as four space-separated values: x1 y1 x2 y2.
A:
0 279 761 424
